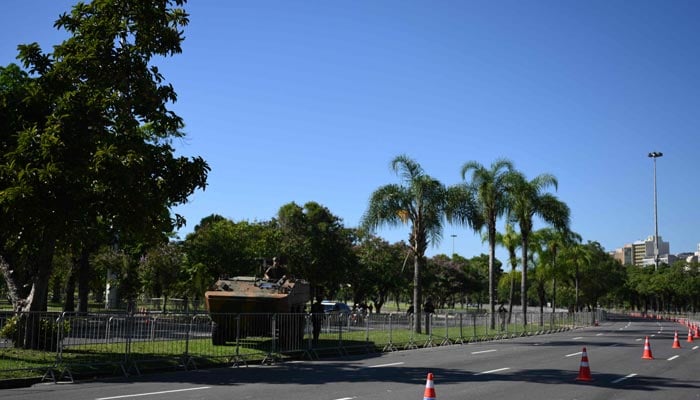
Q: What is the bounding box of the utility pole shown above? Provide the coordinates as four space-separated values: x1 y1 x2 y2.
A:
648 151 663 271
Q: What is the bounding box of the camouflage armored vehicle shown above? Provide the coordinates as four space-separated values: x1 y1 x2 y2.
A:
204 276 310 346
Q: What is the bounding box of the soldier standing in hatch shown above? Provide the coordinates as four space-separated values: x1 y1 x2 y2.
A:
264 257 287 281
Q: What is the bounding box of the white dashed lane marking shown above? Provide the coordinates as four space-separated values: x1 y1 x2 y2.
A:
96 387 210 400
471 349 497 355
368 362 404 368
612 373 637 384
475 367 510 375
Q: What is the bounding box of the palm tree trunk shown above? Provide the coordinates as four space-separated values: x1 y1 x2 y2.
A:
520 233 529 329
575 265 579 312
488 230 497 330
508 268 515 323
413 254 422 334
551 250 557 313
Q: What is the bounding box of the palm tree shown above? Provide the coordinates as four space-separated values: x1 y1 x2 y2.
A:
535 227 581 312
493 223 520 322
508 171 570 329
361 155 447 333
529 229 550 326
458 159 515 330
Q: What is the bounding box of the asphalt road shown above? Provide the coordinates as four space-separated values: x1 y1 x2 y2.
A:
4 316 699 400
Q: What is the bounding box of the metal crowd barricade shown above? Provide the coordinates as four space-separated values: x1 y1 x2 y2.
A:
125 313 194 375
0 312 59 381
274 313 309 360
52 312 130 381
0 309 605 382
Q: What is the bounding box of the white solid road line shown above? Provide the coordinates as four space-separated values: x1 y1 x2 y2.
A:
596 333 604 336
471 349 497 355
693 346 699 350
368 362 404 368
565 351 582 358
96 387 210 400
667 355 679 361
572 337 583 340
475 367 510 375
612 373 637 384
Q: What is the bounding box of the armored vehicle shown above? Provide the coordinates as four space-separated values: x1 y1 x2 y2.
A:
204 276 310 346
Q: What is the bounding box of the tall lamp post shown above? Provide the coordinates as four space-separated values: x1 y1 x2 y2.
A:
648 151 663 271
451 234 457 256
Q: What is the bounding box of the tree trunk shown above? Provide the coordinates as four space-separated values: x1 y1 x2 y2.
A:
508 267 515 323
78 248 91 313
2 234 57 349
488 227 496 330
575 266 579 313
1 256 23 312
520 233 529 330
64 265 76 312
538 285 545 327
413 253 422 334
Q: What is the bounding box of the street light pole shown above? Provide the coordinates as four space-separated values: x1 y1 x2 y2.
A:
648 151 663 271
451 234 457 256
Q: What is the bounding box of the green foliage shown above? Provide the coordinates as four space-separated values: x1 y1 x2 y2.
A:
140 242 184 309
498 270 521 303
455 159 516 328
622 260 699 312
351 231 408 312
278 201 355 294
1 0 209 320
0 315 69 351
184 216 278 280
361 155 450 333
91 247 139 307
507 170 570 322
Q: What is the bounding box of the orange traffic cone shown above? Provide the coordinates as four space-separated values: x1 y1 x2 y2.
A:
641 336 654 360
423 373 436 400
672 331 681 349
575 347 593 381
694 325 700 339
688 329 694 343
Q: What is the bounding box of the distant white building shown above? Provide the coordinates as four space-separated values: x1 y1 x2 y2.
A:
615 236 670 266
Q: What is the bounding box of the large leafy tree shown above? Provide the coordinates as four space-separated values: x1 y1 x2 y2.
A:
277 201 355 296
466 253 501 307
0 0 208 343
425 254 471 310
351 232 408 313
184 216 279 281
508 171 570 328
559 242 592 312
139 242 184 312
362 155 448 333
457 159 514 329
575 241 625 315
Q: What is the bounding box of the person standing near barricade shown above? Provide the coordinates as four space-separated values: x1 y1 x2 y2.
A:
498 303 507 331
424 298 435 334
310 296 324 346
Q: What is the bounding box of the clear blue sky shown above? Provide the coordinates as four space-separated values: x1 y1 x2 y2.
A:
2 1 699 261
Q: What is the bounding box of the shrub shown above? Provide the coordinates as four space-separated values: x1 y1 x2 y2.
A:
0 314 69 351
